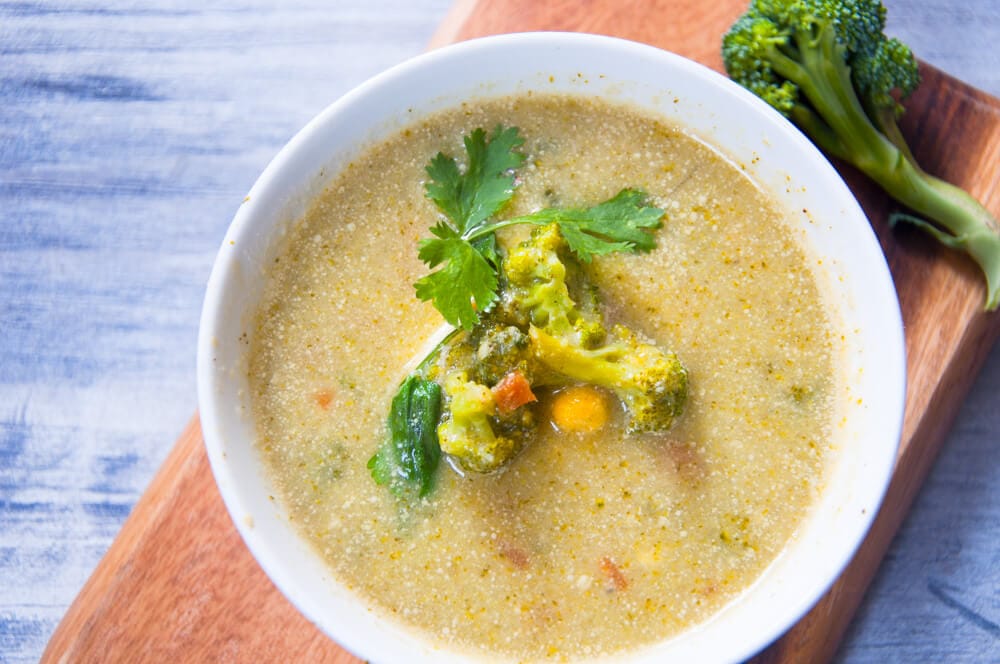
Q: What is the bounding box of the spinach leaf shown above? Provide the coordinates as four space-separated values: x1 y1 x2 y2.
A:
368 374 443 498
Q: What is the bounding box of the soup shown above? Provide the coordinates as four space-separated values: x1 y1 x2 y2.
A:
248 94 843 660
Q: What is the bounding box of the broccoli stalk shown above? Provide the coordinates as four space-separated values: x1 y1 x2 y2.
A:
501 223 606 347
468 223 609 386
723 0 1000 310
530 324 688 434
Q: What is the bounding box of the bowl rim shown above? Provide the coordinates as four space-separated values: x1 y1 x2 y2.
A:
197 31 905 664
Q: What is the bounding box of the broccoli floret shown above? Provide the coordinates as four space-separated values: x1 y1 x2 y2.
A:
471 323 533 386
494 223 688 433
501 224 606 347
530 324 688 434
723 0 1000 309
430 223 688 473
437 371 526 473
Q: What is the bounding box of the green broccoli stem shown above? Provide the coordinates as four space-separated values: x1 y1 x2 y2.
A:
864 100 918 165
775 19 1000 310
790 103 849 160
883 166 1000 309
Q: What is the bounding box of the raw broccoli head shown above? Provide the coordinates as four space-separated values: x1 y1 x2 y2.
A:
501 224 606 348
436 371 528 473
722 0 1000 311
722 0 918 123
530 324 688 434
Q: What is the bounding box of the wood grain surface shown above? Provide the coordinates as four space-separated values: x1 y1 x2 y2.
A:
8 1 998 663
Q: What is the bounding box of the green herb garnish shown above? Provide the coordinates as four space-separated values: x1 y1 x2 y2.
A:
512 188 664 261
415 125 665 329
371 125 669 502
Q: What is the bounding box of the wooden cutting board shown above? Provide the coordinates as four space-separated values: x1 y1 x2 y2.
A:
42 1 1000 662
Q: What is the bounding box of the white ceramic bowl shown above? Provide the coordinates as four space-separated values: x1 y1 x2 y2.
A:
198 32 905 663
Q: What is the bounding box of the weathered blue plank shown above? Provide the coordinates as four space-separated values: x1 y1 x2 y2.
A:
0 2 453 661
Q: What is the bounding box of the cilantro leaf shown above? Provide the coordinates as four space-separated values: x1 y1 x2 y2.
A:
424 153 464 228
513 189 664 261
470 232 500 270
414 236 499 330
416 126 664 328
417 126 524 328
424 125 525 234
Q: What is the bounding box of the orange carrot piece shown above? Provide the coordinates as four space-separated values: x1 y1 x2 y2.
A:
551 385 609 432
491 370 537 415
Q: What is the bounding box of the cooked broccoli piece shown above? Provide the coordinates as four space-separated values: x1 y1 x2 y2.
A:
414 223 689 477
437 371 527 473
723 0 1000 309
493 223 687 433
470 323 533 386
501 224 606 347
530 324 688 434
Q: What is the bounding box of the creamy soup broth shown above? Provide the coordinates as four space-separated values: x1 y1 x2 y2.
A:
249 95 843 661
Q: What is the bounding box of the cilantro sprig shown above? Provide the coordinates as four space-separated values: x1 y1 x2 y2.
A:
415 125 664 330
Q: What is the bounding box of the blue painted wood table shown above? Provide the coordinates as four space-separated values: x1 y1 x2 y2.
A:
1 1 997 662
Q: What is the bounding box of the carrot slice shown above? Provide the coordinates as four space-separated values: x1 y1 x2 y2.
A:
491 370 537 415
551 385 609 432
